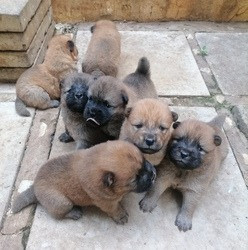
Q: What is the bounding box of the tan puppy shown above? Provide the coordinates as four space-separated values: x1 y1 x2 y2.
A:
82 20 121 78
139 115 228 232
119 98 178 166
12 141 156 224
15 34 78 117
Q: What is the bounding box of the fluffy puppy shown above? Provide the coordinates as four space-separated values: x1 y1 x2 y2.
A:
59 72 111 149
15 34 78 117
139 115 228 232
82 20 121 78
83 57 157 145
119 98 178 166
12 141 156 224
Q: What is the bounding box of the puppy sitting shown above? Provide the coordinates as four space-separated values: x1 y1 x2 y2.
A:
83 57 157 146
119 98 178 166
82 20 121 78
15 34 78 117
139 115 228 232
59 72 111 149
12 141 156 225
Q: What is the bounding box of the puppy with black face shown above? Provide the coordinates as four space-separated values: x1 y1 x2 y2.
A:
120 98 178 166
12 140 156 225
139 115 228 232
59 72 111 149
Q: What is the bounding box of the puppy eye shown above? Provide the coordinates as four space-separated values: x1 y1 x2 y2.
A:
134 124 143 129
198 145 204 152
104 101 111 108
159 125 167 131
88 96 93 101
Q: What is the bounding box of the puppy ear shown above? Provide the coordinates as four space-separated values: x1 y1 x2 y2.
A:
67 40 75 53
171 111 178 122
90 25 95 33
214 135 222 146
173 121 181 129
121 90 129 106
125 107 132 118
103 172 115 187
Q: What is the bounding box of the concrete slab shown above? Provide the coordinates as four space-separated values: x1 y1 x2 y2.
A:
0 21 55 83
232 105 248 139
0 0 42 32
0 102 34 223
196 33 248 96
76 31 210 96
26 107 248 249
0 9 52 68
0 0 51 51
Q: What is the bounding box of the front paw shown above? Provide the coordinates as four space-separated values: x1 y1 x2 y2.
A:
175 213 192 232
139 197 157 213
113 210 129 225
59 132 74 143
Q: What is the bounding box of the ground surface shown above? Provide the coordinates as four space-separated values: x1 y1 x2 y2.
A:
0 21 248 249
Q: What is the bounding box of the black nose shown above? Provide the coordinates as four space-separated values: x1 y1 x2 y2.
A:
181 150 189 159
75 93 83 99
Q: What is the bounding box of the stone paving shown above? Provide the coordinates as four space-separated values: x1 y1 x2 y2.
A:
0 22 248 249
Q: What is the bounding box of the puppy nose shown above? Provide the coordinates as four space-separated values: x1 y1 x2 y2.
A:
181 150 189 159
75 93 83 99
145 138 155 146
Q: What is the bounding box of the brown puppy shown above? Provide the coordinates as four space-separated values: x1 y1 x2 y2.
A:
15 34 78 117
82 20 121 78
59 72 112 149
119 98 178 166
12 141 156 224
139 115 228 232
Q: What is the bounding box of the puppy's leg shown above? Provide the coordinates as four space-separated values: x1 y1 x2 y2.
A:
21 85 60 110
175 191 201 232
59 128 74 143
65 206 83 220
95 201 129 225
35 188 75 220
139 170 171 213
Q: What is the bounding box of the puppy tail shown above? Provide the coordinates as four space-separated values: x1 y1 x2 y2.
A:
12 185 37 213
135 57 150 78
208 114 226 129
15 97 31 117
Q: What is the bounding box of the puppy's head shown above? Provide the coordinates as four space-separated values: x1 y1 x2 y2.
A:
91 20 117 33
94 141 156 195
61 73 93 113
120 99 178 155
168 119 222 170
46 34 78 61
83 76 128 127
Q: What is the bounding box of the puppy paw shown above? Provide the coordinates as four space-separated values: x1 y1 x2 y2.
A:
113 210 129 225
65 207 83 220
50 100 60 108
59 132 74 143
139 198 157 213
175 213 192 232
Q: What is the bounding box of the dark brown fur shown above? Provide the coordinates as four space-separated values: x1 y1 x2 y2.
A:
15 34 78 116
82 20 121 78
139 115 229 232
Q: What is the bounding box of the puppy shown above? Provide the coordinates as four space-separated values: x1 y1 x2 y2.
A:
12 141 156 224
119 98 178 166
139 115 228 232
15 34 78 117
59 72 111 149
83 57 157 145
82 20 121 78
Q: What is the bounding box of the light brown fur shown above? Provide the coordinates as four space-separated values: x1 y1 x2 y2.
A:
82 20 121 78
120 98 178 166
15 34 78 116
139 115 229 232
12 141 154 224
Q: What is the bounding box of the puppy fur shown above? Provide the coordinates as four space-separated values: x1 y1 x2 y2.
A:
12 141 156 224
82 20 121 78
60 72 112 149
139 115 228 232
15 34 78 117
119 98 178 166
83 57 158 146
